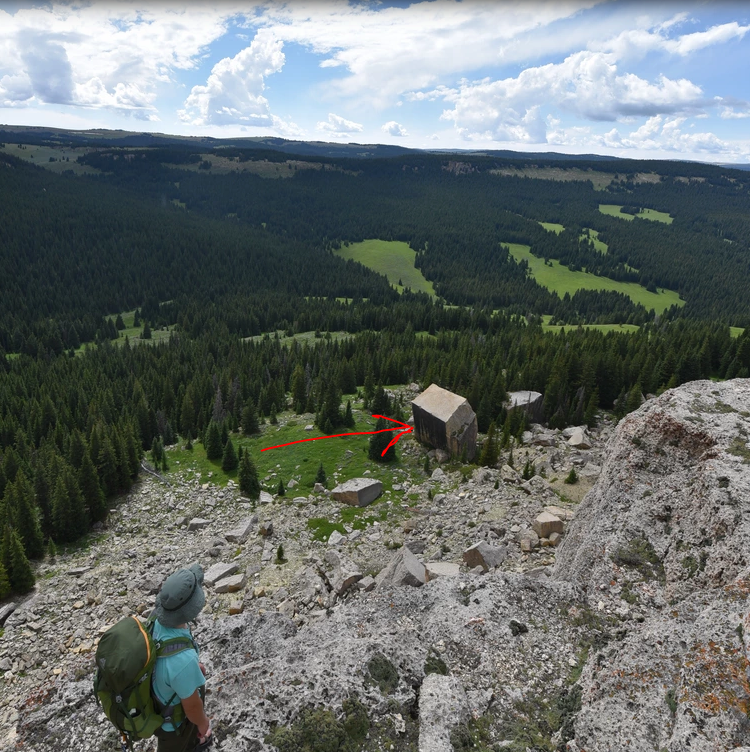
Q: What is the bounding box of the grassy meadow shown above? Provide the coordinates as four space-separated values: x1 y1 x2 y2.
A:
539 221 565 234
334 239 436 297
505 243 683 314
599 204 673 224
541 315 640 334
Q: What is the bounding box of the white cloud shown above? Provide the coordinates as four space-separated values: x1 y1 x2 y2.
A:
437 50 705 143
316 113 363 138
0 5 241 116
250 0 600 107
381 121 408 137
179 31 285 127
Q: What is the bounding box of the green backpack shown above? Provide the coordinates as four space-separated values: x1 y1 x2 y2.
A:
93 615 195 749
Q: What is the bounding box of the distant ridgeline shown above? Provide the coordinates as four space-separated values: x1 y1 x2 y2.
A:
1 133 750 578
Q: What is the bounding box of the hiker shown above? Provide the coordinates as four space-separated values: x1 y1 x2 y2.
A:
152 562 212 751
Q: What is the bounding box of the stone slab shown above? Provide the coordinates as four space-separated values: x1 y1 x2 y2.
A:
214 573 247 594
225 518 255 544
462 542 507 572
376 547 427 588
187 518 210 531
205 562 239 587
425 562 461 580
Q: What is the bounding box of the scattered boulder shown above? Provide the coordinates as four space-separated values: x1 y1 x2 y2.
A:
500 464 521 484
225 518 255 544
328 530 346 546
375 547 427 588
331 478 383 507
323 550 363 595
204 562 239 587
426 562 461 579
0 603 16 627
357 576 376 592
519 529 540 552
462 542 507 572
412 383 477 461
567 427 592 449
532 512 564 539
214 573 247 594
431 467 446 480
187 518 210 531
505 390 544 424
259 491 274 504
258 521 274 537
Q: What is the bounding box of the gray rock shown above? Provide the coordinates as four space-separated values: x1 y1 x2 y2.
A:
331 478 383 507
426 562 461 579
66 567 91 577
357 576 376 592
376 547 427 588
187 518 210 531
462 542 507 572
431 468 446 480
258 520 274 537
519 529 540 552
412 384 478 461
287 479 298 489
532 512 564 539
567 427 592 449
328 530 346 546
214 573 247 594
205 562 239 587
418 673 470 752
313 483 325 493
435 449 450 464
259 491 274 504
225 518 255 544
405 540 426 555
0 603 16 626
323 550 363 595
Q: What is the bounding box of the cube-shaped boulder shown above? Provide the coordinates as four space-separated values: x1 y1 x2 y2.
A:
331 478 383 507
532 512 564 539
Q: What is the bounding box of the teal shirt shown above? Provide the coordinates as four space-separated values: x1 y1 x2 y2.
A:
152 620 205 732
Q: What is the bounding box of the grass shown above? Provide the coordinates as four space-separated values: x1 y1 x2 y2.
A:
581 228 608 254
599 204 673 224
334 239 436 297
164 400 423 498
539 222 564 234
490 166 615 190
730 327 745 338
4 143 101 175
506 243 683 314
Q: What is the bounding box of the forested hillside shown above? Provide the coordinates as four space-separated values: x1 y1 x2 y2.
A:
1 133 749 596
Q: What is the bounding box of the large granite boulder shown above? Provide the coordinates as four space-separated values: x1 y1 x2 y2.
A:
411 383 477 461
331 478 383 507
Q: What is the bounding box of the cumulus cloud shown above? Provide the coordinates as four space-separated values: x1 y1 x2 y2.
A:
316 113 364 138
381 121 408 137
250 0 599 106
0 5 240 116
179 31 285 127
438 50 705 143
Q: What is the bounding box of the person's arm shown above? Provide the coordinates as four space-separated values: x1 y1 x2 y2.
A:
182 689 210 739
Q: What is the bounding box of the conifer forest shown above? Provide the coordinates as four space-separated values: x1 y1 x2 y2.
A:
1 128 750 597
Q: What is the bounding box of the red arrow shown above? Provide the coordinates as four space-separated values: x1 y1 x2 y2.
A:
261 414 413 456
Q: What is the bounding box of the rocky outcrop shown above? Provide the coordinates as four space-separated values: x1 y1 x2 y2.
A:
554 379 750 751
412 384 477 461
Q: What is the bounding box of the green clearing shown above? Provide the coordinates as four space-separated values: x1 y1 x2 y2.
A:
4 144 101 175
334 239 436 297
245 330 352 347
581 228 608 254
730 327 746 338
541 315 640 334
505 243 683 314
539 221 565 234
599 204 673 224
164 400 426 502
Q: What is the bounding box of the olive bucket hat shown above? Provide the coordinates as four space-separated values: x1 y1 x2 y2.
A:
153 563 205 627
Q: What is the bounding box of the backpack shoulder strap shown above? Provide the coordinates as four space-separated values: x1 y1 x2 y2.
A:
156 636 195 659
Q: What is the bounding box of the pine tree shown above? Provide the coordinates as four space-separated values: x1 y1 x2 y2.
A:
423 455 431 474
242 398 260 435
34 468 52 538
564 467 578 485
47 537 57 560
222 437 238 472
97 435 119 497
142 321 152 340
369 417 397 462
276 478 286 496
291 365 307 414
315 463 327 487
7 527 35 593
522 459 535 481
151 436 163 467
238 452 260 499
206 421 223 460
269 403 278 425
11 472 44 559
0 561 10 599
80 448 106 523
344 400 355 428
51 476 74 544
478 422 499 468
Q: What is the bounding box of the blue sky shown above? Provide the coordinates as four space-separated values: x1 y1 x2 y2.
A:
1 1 749 161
